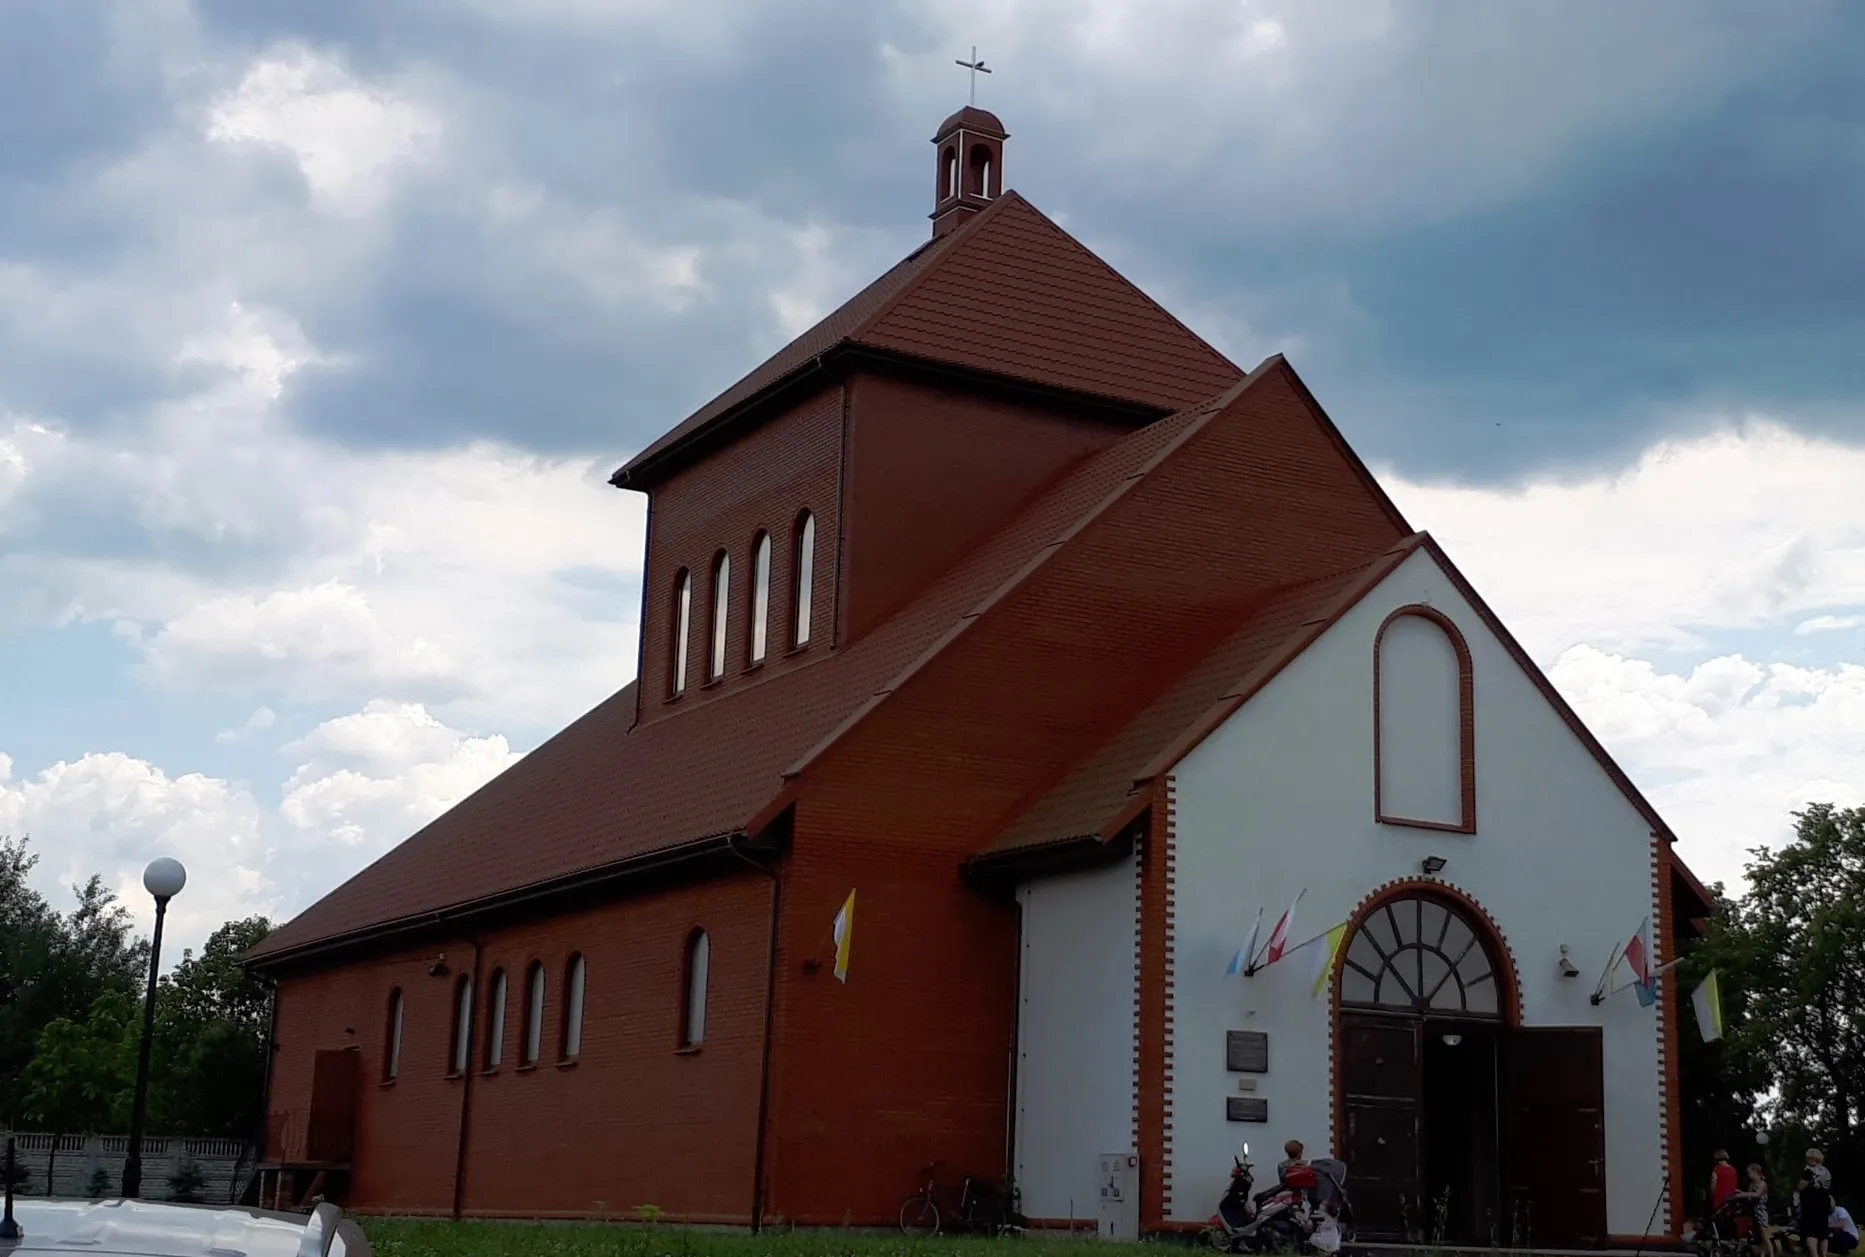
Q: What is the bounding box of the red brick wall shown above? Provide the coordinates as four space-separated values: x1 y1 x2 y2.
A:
269 870 772 1221
840 375 1124 644
636 384 845 715
764 806 1020 1228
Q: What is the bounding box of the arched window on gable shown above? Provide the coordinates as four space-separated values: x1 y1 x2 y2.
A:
449 973 474 1076
561 953 587 1060
671 568 692 695
484 968 507 1069
709 551 731 681
522 962 546 1065
1374 605 1476 832
749 531 772 665
792 511 816 649
682 929 710 1048
384 988 404 1082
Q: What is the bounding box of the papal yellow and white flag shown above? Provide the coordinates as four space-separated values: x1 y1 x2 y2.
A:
1310 922 1349 998
832 889 856 983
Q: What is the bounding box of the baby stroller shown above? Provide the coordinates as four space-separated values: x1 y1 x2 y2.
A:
1692 1194 1765 1257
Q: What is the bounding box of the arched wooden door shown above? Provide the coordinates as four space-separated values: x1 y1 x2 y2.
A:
1334 888 1606 1247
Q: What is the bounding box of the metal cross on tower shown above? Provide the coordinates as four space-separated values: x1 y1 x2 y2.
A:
955 46 991 105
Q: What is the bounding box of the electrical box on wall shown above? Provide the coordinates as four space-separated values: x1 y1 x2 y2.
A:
1096 1152 1140 1240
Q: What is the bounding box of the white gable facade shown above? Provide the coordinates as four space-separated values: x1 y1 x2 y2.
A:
1013 544 1680 1248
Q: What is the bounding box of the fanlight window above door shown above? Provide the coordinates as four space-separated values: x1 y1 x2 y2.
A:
1339 893 1500 1017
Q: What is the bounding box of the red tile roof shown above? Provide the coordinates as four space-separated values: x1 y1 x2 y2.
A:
248 371 1242 964
614 192 1241 485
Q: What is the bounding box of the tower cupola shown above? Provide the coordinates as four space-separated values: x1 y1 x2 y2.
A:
931 106 1007 238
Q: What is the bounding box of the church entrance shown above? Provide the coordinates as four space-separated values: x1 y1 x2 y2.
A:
1336 888 1606 1248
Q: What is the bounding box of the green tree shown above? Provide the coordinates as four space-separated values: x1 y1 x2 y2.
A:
1690 804 1865 1191
150 917 274 1138
166 1157 207 1204
85 1164 113 1198
20 989 139 1135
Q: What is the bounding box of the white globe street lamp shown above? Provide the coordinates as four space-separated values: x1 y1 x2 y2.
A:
122 857 186 1199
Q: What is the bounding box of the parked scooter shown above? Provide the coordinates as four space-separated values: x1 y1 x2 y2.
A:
1203 1143 1259 1252
1209 1150 1354 1254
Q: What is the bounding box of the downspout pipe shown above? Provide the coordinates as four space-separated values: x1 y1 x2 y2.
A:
256 975 279 1165
728 833 783 1233
451 933 484 1221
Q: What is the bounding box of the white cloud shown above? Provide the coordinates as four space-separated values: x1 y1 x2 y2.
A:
2 701 522 959
207 42 442 217
1383 422 1865 660
1379 422 1865 892
278 701 522 854
0 751 268 958
0 304 644 731
1796 614 1865 636
1549 646 1865 892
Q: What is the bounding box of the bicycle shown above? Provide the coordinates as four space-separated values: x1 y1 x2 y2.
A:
898 1162 1006 1237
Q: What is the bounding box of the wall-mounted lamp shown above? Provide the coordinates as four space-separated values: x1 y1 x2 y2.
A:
1558 945 1580 979
1421 855 1448 877
1441 1033 1462 1047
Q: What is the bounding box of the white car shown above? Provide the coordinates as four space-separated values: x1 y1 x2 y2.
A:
0 1198 373 1257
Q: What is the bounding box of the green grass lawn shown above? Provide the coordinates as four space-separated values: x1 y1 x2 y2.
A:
363 1219 1134 1257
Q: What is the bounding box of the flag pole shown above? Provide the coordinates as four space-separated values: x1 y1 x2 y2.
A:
1245 887 1305 976
1590 940 1622 1006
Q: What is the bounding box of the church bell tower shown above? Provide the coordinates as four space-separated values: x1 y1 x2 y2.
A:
931 106 1007 238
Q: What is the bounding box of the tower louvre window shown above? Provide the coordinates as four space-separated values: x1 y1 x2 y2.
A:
671 568 692 695
793 512 816 648
709 551 731 680
750 531 772 664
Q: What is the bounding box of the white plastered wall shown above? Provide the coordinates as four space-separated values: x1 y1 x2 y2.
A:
1013 853 1139 1224
1166 546 1668 1234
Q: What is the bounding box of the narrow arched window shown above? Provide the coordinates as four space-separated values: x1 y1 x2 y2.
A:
450 974 474 1076
523 962 545 1065
792 512 815 649
484 968 507 1069
562 953 587 1060
682 930 710 1047
749 532 772 664
1374 606 1476 832
942 147 957 199
671 569 692 695
384 988 404 1081
709 551 731 680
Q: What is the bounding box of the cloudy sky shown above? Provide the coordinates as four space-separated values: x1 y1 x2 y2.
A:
3 0 1863 958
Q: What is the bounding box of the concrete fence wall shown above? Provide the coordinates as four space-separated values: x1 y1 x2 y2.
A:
1 1132 253 1203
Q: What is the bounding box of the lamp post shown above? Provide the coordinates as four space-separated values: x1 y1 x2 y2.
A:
122 857 186 1199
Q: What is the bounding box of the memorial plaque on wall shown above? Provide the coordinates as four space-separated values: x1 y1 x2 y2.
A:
1226 1030 1269 1073
1227 1097 1269 1123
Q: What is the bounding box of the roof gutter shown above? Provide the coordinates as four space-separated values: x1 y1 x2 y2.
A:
246 833 742 973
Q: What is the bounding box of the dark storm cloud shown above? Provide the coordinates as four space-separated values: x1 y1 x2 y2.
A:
4 0 1865 485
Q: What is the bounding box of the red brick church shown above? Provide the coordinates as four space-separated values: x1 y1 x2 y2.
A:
247 105 1712 1244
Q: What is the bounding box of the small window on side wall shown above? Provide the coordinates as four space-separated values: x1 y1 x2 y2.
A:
682 929 710 1048
484 968 507 1069
384 988 404 1082
792 511 816 649
450 974 474 1076
523 962 546 1065
562 953 587 1060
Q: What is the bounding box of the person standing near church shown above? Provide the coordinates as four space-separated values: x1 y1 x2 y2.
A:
1711 1150 1740 1215
1799 1149 1834 1257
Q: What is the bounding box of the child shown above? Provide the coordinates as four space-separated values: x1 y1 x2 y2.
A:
1277 1139 1309 1181
1737 1164 1775 1257
1800 1149 1834 1257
